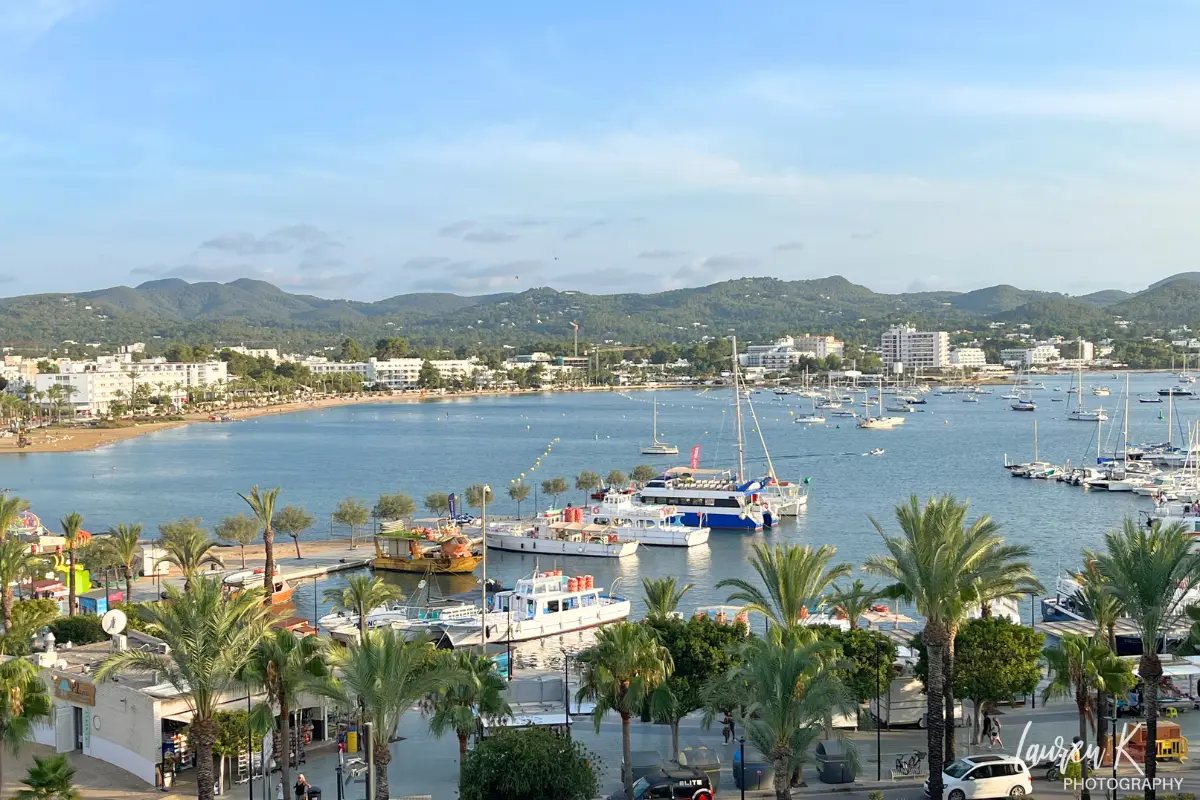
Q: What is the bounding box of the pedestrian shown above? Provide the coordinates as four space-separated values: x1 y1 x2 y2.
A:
988 712 1004 751
275 782 284 800
294 773 311 800
1064 737 1083 800
721 712 732 744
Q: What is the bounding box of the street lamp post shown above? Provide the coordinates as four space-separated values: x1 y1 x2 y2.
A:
563 650 572 739
481 484 491 652
1104 711 1119 800
1030 594 1037 710
363 721 374 800
875 637 883 781
247 693 254 800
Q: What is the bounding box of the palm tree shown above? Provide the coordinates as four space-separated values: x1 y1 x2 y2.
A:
241 629 328 797
214 513 258 569
240 485 282 604
0 658 53 794
428 650 511 785
0 539 39 631
946 538 1041 763
717 543 851 634
721 632 854 800
60 512 85 616
156 524 223 585
322 575 405 638
642 577 693 620
1043 634 1136 800
824 580 880 630
1095 519 1200 800
1072 551 1125 757
575 622 673 800
15 754 80 800
0 494 30 541
97 579 269 800
101 523 142 601
322 629 455 800
507 482 531 519
864 495 1019 800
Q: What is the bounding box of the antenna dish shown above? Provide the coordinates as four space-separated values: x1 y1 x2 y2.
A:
101 609 127 636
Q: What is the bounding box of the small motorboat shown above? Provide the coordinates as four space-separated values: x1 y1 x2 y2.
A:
1140 397 1164 404
793 414 826 424
868 448 885 456
962 395 979 403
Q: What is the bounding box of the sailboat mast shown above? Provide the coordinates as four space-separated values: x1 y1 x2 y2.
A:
1076 337 1084 411
652 395 657 443
1123 374 1130 467
732 336 746 480
1034 419 1038 463
1169 389 1174 447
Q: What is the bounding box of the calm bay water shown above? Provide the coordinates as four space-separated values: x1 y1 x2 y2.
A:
2 374 1194 655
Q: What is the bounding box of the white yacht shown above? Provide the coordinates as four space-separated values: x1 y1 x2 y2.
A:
639 395 679 456
485 513 640 558
794 413 826 424
857 379 906 428
583 493 710 547
432 571 631 645
1068 408 1108 422
1092 386 1111 396
758 478 809 517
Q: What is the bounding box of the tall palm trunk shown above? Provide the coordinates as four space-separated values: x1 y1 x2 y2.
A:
372 740 391 800
1142 653 1161 800
192 718 218 800
621 712 634 800
262 524 275 605
771 744 792 800
278 697 292 799
457 731 468 786
944 624 957 763
124 565 133 603
925 626 947 800
67 549 77 616
670 720 681 765
1076 686 1091 800
2 584 13 631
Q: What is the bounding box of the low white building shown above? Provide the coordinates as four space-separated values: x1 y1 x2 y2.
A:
739 336 841 370
297 357 479 390
1000 345 1061 366
30 632 333 788
228 346 280 363
949 348 987 368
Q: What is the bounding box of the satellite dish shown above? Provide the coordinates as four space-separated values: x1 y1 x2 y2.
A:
101 609 127 636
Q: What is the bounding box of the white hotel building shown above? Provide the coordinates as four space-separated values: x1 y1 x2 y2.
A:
306 357 480 389
34 356 228 417
880 325 950 371
949 347 988 368
739 335 845 370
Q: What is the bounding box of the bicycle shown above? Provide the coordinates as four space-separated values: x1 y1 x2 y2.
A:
343 758 368 783
894 750 927 776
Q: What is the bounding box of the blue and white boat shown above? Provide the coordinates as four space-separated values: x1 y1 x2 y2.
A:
637 467 767 530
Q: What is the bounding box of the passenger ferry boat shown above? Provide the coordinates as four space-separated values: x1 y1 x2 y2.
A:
582 493 709 547
432 570 631 646
372 526 482 574
485 511 640 558
636 467 767 530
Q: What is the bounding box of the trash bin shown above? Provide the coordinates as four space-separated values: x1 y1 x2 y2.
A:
732 746 773 791
679 744 722 794
307 789 322 800
628 750 664 782
815 739 855 784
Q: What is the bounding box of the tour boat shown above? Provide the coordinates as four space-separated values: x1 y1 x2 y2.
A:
1092 386 1111 396
223 568 295 605
1159 386 1195 397
485 511 640 557
431 570 631 646
636 467 766 530
372 526 482 574
582 494 709 547
639 395 679 456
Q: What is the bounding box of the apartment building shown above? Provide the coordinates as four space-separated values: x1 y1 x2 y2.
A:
949 347 988 368
999 345 1061 366
739 335 844 370
879 325 950 371
33 357 228 417
299 357 480 389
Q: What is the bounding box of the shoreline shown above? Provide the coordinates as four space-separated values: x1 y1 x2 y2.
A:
0 385 624 455
0 367 1179 455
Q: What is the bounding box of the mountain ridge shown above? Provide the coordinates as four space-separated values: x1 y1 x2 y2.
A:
3 272 1199 351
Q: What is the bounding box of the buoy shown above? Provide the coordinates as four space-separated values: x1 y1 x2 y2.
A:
944 420 949 424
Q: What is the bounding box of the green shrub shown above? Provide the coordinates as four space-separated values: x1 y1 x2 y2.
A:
460 727 598 800
48 615 106 645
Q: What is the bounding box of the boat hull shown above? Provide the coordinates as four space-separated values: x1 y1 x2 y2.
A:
485 532 639 557
435 601 632 645
615 527 709 547
677 510 762 530
372 554 483 574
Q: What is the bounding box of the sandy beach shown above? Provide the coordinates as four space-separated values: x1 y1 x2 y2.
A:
0 386 612 455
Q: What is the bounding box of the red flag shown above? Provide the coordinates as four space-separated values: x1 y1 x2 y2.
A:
690 445 701 469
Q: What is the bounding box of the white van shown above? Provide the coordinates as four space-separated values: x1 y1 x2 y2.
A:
924 755 1032 800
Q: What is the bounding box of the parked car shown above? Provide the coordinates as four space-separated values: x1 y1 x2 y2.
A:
608 766 714 800
924 754 1032 800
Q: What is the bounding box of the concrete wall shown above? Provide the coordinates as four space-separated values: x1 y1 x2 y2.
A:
82 679 162 785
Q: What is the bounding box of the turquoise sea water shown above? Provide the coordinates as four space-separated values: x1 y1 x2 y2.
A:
1 374 1193 647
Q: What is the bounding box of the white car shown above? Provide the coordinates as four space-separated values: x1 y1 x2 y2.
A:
924 755 1033 800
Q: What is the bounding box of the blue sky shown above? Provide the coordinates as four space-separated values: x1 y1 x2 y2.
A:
4 1 1200 300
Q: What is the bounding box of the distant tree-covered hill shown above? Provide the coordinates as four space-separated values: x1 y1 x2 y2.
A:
0 274 1191 353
